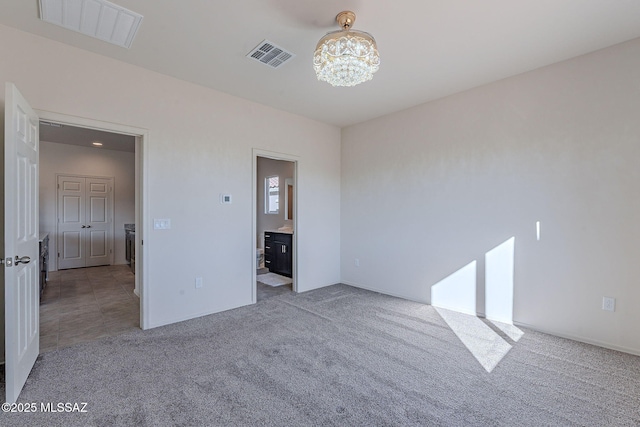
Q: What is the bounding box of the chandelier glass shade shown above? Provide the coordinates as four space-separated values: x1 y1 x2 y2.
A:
313 11 380 87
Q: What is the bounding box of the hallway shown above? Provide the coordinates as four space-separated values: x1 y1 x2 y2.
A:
39 265 139 352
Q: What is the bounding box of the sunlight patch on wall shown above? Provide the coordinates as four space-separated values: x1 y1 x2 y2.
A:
430 261 477 315
485 237 515 324
430 236 523 372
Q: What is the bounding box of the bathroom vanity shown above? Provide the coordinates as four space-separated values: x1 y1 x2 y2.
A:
264 231 292 278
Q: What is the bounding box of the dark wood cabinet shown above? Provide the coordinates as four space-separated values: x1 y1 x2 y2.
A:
264 232 292 278
39 233 49 295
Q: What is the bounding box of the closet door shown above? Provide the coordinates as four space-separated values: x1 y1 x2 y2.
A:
57 176 86 269
85 177 111 267
57 175 113 269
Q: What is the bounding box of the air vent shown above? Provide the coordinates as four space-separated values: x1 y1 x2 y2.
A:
39 0 143 48
246 40 295 69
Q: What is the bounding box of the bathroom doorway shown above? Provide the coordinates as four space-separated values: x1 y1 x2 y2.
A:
252 151 298 303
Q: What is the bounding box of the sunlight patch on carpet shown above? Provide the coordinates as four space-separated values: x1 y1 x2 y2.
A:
435 307 513 373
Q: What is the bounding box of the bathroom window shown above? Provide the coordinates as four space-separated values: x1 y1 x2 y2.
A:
265 175 279 214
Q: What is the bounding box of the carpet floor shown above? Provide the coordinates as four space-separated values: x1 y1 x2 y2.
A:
256 281 293 301
1 284 639 426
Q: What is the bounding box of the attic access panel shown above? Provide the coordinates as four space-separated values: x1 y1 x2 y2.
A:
39 0 143 48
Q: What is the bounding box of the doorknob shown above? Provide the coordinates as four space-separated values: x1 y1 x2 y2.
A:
86 225 91 228
15 256 31 265
81 225 86 228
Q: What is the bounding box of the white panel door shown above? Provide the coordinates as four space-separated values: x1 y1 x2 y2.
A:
85 177 111 267
57 176 85 269
4 83 40 404
57 175 113 269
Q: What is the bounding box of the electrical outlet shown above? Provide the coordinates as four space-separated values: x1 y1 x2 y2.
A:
355 258 360 267
195 277 203 289
602 296 615 312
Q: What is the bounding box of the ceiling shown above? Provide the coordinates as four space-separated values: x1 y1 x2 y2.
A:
3 1 640 128
40 121 135 152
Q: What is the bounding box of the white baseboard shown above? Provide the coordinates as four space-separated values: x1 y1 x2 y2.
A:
341 281 640 357
297 282 340 294
145 301 250 330
513 321 640 357
341 280 429 304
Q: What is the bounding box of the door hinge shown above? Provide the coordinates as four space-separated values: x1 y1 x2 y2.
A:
58 252 60 257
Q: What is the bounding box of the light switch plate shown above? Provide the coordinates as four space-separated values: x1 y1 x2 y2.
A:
220 194 232 204
153 218 171 230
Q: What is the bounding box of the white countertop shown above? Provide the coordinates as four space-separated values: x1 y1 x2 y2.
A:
265 229 293 234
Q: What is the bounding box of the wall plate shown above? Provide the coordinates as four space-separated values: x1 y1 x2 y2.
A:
153 218 171 230
602 296 615 312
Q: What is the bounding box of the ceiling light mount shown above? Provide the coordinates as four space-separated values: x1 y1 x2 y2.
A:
336 11 355 30
313 10 380 87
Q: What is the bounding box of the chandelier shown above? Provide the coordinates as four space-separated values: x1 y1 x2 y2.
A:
313 11 380 87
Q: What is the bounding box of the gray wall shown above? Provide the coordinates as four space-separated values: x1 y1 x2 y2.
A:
341 37 640 355
0 24 342 329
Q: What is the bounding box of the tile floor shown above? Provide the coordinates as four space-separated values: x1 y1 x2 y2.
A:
39 265 140 353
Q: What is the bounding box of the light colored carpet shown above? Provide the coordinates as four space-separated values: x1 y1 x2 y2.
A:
2 284 639 426
257 272 292 287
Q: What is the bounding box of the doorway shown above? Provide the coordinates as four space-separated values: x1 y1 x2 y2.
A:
38 121 142 351
36 110 148 332
3 86 148 403
252 150 298 303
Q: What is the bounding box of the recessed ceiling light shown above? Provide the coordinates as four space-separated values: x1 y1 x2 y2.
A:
92 142 103 146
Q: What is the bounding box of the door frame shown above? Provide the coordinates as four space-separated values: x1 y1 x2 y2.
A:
252 149 298 304
35 110 150 329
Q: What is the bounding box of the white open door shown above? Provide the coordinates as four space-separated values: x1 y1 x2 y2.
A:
4 83 40 403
